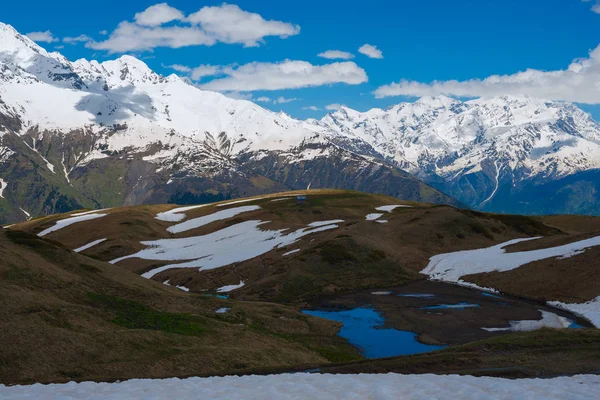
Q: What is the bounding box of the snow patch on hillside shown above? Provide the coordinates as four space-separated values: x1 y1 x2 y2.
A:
167 205 261 234
38 213 107 237
155 204 212 222
111 220 342 278
482 310 571 332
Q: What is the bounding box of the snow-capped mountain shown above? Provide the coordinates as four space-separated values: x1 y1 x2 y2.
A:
315 96 600 214
0 22 455 223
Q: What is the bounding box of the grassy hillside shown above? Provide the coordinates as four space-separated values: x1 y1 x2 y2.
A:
0 230 360 385
4 189 600 384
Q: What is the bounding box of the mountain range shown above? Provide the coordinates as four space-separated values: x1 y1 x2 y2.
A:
1 22 599 223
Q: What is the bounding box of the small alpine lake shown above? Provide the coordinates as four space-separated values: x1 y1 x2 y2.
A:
302 307 446 358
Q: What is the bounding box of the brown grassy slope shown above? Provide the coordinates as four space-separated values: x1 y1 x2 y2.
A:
13 190 593 305
310 329 600 378
0 230 360 386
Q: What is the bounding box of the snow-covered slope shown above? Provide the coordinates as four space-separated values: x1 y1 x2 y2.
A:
315 96 600 214
0 22 455 223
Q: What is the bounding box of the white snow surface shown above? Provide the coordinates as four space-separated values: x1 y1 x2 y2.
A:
307 220 344 227
283 249 301 257
550 296 600 328
74 238 107 253
155 204 212 222
216 281 245 293
1 373 599 400
215 308 230 314
365 213 384 221
70 209 111 217
376 220 389 224
37 214 108 237
422 236 600 327
0 178 7 198
421 236 600 282
111 220 341 278
482 310 571 332
376 205 411 212
166 205 261 234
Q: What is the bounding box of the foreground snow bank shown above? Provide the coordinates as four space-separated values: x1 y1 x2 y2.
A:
1 373 598 400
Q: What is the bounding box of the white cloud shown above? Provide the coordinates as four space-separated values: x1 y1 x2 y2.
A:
200 60 368 92
86 22 214 53
190 65 221 80
374 44 600 104
593 4 600 13
135 3 185 26
325 103 345 111
303 106 320 111
165 64 191 72
26 30 58 43
88 3 300 53
99 30 108 35
187 4 300 47
318 50 354 60
63 34 92 44
274 96 298 104
255 96 298 104
55 45 64 49
358 44 383 59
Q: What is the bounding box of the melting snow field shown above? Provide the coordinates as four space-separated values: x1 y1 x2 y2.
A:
421 236 600 327
37 213 108 237
111 220 342 278
74 238 107 253
550 297 600 328
365 213 384 221
482 310 571 332
217 197 268 207
283 249 301 257
167 205 261 234
155 204 212 222
422 236 600 282
216 281 245 293
376 205 412 212
2 373 598 400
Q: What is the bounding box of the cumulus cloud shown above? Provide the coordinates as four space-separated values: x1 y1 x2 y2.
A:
63 34 92 44
255 96 298 104
303 106 320 111
593 4 600 13
190 65 221 80
135 3 185 26
86 3 300 53
325 103 345 110
165 64 191 73
26 30 58 43
223 91 254 101
374 44 600 104
318 50 354 60
358 44 383 59
199 60 367 92
187 3 300 47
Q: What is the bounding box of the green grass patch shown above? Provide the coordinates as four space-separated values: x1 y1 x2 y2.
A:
87 292 205 337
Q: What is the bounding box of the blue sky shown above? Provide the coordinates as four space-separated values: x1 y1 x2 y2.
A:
3 0 600 119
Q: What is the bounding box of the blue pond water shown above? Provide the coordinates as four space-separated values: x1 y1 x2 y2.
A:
397 293 436 298
302 307 446 358
422 302 480 310
568 322 584 329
